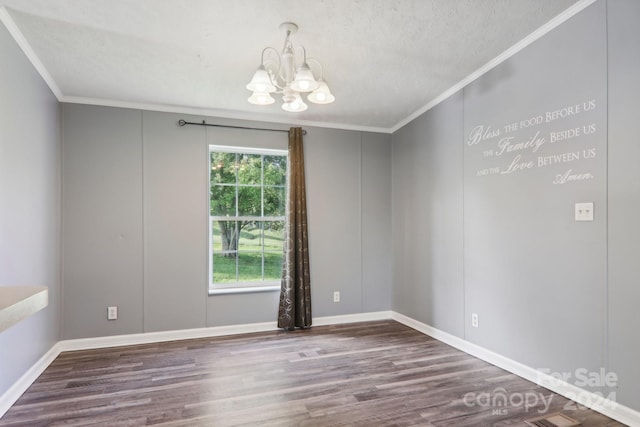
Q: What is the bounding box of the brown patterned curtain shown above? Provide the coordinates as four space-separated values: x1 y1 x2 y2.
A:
277 127 312 329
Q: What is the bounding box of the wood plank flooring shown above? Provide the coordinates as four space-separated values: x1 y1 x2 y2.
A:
0 320 627 426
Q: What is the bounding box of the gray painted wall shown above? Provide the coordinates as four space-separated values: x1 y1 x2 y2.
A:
305 127 363 316
0 23 61 395
62 105 144 338
61 106 392 337
607 0 640 410
463 1 607 374
391 0 639 412
362 132 392 313
142 111 208 332
392 92 464 336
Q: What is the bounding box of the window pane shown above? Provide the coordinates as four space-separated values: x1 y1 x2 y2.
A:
209 149 287 289
238 251 263 282
237 221 261 282
212 252 237 284
238 221 262 251
211 185 236 216
211 220 223 253
238 186 261 216
264 186 286 217
238 154 262 185
213 219 239 284
264 252 283 281
215 220 239 257
264 221 285 251
264 155 287 186
210 152 237 184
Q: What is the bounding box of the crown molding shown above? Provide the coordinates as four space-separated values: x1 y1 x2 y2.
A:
2 0 599 136
389 0 599 133
0 6 63 100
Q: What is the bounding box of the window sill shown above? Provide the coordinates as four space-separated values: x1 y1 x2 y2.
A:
209 284 280 296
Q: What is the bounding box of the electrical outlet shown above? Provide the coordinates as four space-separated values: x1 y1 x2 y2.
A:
333 291 340 303
107 306 118 320
575 202 594 221
471 313 479 328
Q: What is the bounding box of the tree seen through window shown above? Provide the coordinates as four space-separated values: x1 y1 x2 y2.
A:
209 149 287 286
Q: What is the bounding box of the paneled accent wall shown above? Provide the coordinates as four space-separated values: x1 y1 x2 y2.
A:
61 107 392 336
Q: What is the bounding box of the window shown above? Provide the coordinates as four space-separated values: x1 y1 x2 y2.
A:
209 146 287 292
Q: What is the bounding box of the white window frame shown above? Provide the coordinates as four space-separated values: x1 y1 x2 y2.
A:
208 145 287 295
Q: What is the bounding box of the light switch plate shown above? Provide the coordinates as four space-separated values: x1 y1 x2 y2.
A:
575 202 594 221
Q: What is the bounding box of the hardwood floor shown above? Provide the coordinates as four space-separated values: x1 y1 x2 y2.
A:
0 321 626 426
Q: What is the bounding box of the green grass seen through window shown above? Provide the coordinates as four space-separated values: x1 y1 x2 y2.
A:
211 223 284 284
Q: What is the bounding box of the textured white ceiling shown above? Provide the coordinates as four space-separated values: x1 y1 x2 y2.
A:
0 0 582 131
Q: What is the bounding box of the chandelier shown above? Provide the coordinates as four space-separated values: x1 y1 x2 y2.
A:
246 22 335 113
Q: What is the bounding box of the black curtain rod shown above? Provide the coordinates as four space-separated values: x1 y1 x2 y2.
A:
178 119 306 135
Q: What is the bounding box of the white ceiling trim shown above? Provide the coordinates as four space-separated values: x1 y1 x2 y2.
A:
0 6 62 100
389 0 599 133
60 96 392 134
2 1 597 135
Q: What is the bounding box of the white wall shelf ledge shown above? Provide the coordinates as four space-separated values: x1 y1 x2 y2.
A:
0 286 48 333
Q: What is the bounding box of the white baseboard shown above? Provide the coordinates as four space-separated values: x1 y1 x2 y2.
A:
0 311 392 418
3 311 638 427
58 311 393 352
391 311 640 427
0 341 62 417
58 321 279 352
312 311 392 326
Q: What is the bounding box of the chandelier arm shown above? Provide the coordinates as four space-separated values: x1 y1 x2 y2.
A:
260 47 284 90
307 58 324 80
260 47 277 65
